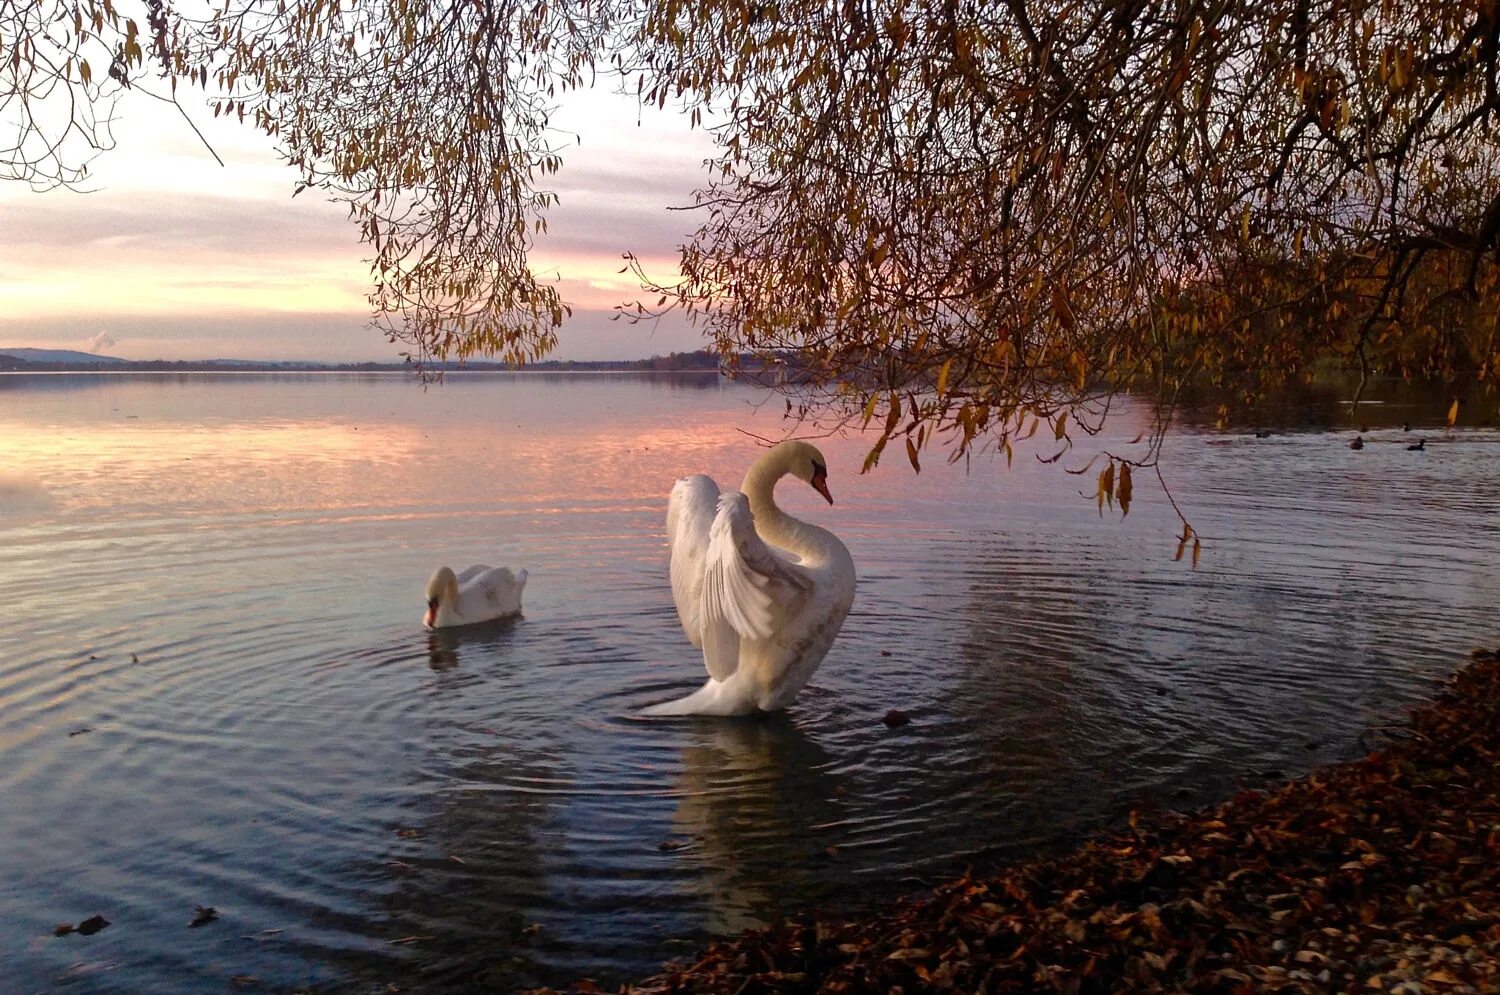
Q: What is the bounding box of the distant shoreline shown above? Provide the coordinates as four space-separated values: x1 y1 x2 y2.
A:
0 366 727 376
0 349 731 375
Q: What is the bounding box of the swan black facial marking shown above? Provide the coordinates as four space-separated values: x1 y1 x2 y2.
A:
812 460 826 478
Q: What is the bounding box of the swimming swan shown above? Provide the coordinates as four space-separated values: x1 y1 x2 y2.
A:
644 440 856 716
423 565 527 628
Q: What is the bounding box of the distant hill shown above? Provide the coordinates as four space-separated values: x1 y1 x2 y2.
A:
1 348 129 364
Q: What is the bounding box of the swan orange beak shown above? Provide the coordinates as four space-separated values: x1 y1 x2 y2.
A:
811 471 833 505
424 599 438 628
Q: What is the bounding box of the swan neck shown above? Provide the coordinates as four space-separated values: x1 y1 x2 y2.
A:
742 452 794 534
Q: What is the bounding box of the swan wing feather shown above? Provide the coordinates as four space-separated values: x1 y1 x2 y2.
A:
667 474 721 648
455 564 493 584
473 566 517 601
699 491 811 681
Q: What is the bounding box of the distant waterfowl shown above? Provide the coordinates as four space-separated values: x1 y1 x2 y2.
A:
1403 422 1413 432
423 565 527 628
645 440 856 717
1349 436 1364 450
1254 430 1272 439
1407 438 1426 451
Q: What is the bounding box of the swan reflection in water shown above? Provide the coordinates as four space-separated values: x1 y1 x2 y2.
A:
668 714 848 935
425 615 523 671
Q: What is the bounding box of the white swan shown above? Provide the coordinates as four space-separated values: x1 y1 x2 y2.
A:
423 565 527 629
644 440 856 716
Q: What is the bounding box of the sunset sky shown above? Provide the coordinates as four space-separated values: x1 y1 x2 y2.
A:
0 87 714 362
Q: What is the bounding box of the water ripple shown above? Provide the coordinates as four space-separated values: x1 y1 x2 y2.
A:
1 373 1497 992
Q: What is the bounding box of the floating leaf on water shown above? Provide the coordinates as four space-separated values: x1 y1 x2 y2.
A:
189 906 218 928
76 915 110 936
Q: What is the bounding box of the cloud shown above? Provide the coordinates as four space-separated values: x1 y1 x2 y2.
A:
0 83 715 360
85 331 117 354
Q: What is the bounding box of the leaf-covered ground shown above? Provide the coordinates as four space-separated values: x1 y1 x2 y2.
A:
533 649 1500 995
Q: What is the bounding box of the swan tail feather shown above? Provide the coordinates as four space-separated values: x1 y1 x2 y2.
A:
641 677 760 717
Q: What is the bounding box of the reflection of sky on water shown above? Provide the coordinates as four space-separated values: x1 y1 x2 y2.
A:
0 371 1496 991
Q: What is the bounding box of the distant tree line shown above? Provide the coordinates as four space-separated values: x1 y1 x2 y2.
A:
0 350 729 373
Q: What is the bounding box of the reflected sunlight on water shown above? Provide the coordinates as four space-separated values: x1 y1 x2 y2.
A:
1 371 1497 992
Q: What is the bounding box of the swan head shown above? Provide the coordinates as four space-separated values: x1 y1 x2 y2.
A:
777 440 833 505
425 566 458 627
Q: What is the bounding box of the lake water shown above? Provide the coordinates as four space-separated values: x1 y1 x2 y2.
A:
2 372 1497 992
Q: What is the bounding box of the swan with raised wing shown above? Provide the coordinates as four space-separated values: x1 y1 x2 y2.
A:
423 565 527 628
644 440 856 717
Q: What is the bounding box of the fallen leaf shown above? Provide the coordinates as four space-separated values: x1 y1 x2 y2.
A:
76 915 110 936
189 906 218 928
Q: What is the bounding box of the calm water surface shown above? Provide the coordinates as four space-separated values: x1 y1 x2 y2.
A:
2 372 1497 993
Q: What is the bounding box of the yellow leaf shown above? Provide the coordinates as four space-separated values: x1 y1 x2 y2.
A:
936 357 953 398
1240 205 1250 241
861 392 879 426
1174 524 1194 562
1447 398 1459 427
883 393 902 437
1054 412 1067 441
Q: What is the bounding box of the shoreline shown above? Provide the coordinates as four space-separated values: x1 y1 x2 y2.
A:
534 649 1500 994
